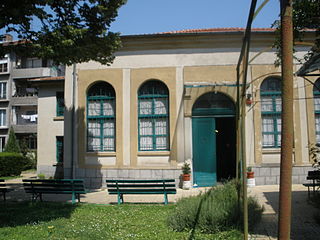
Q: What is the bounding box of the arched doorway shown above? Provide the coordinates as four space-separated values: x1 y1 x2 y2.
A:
192 92 236 187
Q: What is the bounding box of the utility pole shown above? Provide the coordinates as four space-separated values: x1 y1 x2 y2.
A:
278 0 293 239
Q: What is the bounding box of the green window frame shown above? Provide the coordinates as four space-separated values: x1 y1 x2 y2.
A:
313 78 320 143
138 80 169 151
260 77 282 148
56 136 64 163
56 92 64 116
87 82 115 152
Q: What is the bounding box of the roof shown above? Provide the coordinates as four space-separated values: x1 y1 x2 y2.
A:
296 53 320 76
158 27 276 34
28 76 65 82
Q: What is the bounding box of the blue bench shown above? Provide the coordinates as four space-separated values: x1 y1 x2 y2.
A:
106 179 176 204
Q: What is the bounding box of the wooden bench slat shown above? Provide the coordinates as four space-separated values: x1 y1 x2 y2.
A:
106 179 175 183
106 183 176 188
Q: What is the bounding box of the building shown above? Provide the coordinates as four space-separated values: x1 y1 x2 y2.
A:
0 34 64 152
36 28 319 188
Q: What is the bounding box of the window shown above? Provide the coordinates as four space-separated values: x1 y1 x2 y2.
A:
138 80 169 151
56 136 64 163
0 82 7 99
0 109 6 127
87 82 115 152
314 79 320 143
0 58 8 73
0 137 5 152
56 92 64 116
260 77 282 148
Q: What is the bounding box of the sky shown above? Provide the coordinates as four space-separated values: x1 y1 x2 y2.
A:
109 0 281 35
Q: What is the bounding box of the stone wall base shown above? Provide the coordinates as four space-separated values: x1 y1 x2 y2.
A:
252 165 313 185
38 165 314 188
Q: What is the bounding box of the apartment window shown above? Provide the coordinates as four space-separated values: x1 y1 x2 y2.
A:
138 80 169 151
56 92 64 116
26 58 42 68
314 78 320 143
56 136 64 163
0 109 6 127
260 77 282 148
0 58 8 73
87 82 115 152
0 82 7 99
0 137 5 152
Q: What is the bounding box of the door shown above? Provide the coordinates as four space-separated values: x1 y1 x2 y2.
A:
192 117 216 187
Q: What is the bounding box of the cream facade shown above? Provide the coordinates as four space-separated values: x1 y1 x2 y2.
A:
37 29 318 188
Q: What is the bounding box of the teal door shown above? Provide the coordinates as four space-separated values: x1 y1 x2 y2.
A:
192 117 216 187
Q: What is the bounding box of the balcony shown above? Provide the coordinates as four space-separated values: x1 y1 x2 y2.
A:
12 67 58 79
11 88 38 106
11 107 37 133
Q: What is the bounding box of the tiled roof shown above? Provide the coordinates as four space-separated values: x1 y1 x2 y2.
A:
158 27 276 35
28 76 65 82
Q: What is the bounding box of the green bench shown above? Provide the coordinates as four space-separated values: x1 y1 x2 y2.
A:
106 179 177 204
303 171 320 197
0 179 13 201
23 179 86 204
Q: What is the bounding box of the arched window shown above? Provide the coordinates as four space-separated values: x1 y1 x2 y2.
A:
138 80 169 151
313 78 320 143
260 77 282 148
87 82 115 152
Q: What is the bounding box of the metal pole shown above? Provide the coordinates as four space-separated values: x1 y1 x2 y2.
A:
278 0 293 239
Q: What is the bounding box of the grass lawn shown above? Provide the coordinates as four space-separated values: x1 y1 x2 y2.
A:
0 202 242 240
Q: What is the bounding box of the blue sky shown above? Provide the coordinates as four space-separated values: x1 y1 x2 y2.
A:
110 0 280 35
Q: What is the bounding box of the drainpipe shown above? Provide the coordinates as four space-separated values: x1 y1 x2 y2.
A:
70 63 76 179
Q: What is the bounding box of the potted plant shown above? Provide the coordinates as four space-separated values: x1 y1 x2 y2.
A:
247 166 255 187
182 162 191 181
182 162 191 189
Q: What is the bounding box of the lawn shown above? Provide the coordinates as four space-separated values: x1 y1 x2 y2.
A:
0 202 242 240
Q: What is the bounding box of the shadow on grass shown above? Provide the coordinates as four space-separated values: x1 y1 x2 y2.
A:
0 202 77 227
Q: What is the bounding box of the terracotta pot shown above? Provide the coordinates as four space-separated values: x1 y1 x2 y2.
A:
182 174 191 181
247 171 254 179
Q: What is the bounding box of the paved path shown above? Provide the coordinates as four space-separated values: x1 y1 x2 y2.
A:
3 175 320 239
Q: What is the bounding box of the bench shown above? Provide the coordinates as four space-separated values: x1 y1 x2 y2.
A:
23 179 86 204
303 171 320 197
0 179 13 201
106 179 176 204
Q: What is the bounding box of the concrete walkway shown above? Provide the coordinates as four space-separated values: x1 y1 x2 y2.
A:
3 175 320 239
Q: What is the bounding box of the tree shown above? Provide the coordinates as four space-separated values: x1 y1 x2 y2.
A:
0 0 126 65
4 127 21 153
273 0 320 64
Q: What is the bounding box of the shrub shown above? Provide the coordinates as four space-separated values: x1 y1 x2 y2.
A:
4 128 21 153
0 152 25 176
167 181 263 234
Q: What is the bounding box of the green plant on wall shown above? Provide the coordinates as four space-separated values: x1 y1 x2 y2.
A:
309 143 320 170
4 127 21 153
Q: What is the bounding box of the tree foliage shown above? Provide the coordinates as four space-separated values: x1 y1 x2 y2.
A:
273 0 320 65
0 0 126 65
4 127 21 153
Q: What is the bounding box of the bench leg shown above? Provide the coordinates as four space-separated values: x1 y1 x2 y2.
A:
164 193 168 205
117 194 121 204
3 192 6 202
72 192 76 204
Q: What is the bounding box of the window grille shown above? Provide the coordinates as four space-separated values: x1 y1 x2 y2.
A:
138 80 169 151
260 77 282 148
56 92 64 116
87 82 115 152
314 78 320 143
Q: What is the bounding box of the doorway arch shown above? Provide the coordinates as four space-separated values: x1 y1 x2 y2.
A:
192 92 236 187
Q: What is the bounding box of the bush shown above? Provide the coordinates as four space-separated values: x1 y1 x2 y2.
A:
0 152 25 176
4 128 21 153
167 181 263 234
22 151 37 170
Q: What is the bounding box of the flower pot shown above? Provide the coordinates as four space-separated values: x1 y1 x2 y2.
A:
182 174 191 181
247 171 255 187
